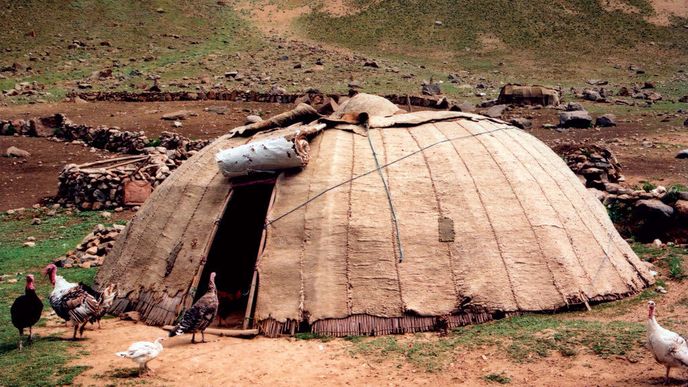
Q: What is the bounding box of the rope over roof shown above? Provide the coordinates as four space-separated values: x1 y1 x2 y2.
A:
96 94 653 332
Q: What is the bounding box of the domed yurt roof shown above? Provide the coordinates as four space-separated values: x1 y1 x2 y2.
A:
96 94 652 337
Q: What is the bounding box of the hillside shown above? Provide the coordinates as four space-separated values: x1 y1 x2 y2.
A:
0 0 686 101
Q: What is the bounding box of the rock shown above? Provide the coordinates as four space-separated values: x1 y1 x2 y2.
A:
363 60 379 68
679 95 688 103
564 102 584 111
23 241 36 248
31 218 41 225
653 238 663 248
268 85 286 95
617 86 630 96
656 285 667 294
449 102 475 113
676 149 688 159
5 146 30 158
172 120 183 128
26 236 36 241
684 118 688 127
643 81 656 89
7 278 18 284
583 89 603 102
86 246 98 255
595 114 617 127
485 104 508 118
161 110 190 120
421 82 441 96
434 20 443 26
674 200 688 218
559 111 592 128
510 117 532 129
101 211 112 219
635 199 674 219
245 115 262 124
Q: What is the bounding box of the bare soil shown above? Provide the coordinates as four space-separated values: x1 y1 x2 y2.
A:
32 281 687 387
0 101 292 210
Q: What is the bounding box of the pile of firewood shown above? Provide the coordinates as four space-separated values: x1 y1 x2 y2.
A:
56 148 188 209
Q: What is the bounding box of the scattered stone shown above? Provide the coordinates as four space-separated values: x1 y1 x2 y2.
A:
101 211 112 219
595 114 617 127
23 241 36 248
656 285 668 294
363 60 379 68
26 236 36 241
449 102 475 113
582 89 603 102
5 146 30 158
245 115 262 124
421 82 441 96
510 117 532 129
679 95 688 103
161 110 191 120
684 118 688 127
485 104 508 118
559 111 592 128
172 120 183 128
653 238 663 248
31 218 41 225
674 200 688 218
564 102 584 111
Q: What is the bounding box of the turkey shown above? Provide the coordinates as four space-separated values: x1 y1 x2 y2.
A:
646 300 688 384
116 337 165 375
44 264 101 339
79 283 117 329
10 274 44 350
169 272 218 343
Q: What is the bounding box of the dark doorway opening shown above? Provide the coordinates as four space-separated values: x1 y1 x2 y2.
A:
196 180 274 329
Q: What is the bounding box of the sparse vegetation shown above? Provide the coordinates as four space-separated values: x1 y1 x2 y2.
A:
483 372 512 384
347 315 646 371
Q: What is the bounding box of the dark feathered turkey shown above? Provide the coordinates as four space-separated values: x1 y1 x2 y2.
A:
169 272 218 343
11 274 43 350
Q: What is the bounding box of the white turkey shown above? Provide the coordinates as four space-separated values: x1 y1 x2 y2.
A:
44 264 102 339
169 272 218 343
646 300 688 384
116 337 165 375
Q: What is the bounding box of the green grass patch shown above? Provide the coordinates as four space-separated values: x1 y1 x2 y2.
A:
348 314 645 371
0 210 111 386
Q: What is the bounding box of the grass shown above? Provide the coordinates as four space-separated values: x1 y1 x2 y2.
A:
483 372 511 384
297 0 688 80
631 242 687 280
0 210 111 386
345 314 646 372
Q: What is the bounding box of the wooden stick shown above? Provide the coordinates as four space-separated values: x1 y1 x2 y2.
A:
77 155 147 169
162 326 258 338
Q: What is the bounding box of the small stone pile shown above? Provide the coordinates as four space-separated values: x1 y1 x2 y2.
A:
0 118 50 136
553 144 623 188
158 131 210 157
52 114 149 154
57 148 183 209
53 224 125 268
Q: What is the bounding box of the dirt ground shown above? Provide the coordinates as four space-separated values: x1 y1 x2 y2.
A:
0 101 292 210
32 285 685 387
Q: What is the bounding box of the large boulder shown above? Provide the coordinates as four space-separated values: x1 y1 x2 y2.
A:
595 114 617 127
559 111 592 128
485 104 508 118
635 199 674 219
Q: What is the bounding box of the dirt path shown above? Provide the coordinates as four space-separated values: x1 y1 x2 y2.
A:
45 314 678 386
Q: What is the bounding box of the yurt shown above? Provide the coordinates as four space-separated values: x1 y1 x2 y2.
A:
95 94 653 337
